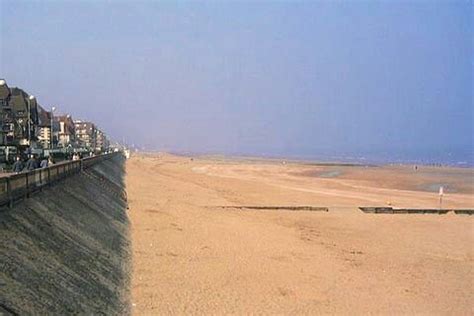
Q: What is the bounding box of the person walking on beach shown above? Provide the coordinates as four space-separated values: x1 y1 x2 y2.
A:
24 154 39 171
12 156 24 173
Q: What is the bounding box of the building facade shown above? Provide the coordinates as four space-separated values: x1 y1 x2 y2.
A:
74 120 96 149
36 106 52 149
56 115 75 148
0 80 39 148
94 129 109 152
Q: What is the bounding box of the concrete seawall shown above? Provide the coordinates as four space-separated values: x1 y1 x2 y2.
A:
0 154 130 315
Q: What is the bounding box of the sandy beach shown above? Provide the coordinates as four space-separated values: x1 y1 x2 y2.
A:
127 153 473 314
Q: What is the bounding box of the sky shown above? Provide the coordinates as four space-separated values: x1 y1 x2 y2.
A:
0 1 472 163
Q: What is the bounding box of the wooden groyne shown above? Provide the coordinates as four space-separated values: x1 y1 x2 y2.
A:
217 206 329 212
359 207 474 215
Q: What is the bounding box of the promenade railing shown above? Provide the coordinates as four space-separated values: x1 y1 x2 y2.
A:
0 152 120 208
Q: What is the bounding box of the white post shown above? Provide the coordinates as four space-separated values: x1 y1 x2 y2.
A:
439 186 444 210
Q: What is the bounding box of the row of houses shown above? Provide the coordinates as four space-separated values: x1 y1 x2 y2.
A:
0 79 110 154
37 113 109 151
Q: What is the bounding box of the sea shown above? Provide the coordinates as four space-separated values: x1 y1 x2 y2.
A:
257 149 474 168
173 147 474 168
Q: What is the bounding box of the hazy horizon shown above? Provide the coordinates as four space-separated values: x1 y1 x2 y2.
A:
1 1 472 164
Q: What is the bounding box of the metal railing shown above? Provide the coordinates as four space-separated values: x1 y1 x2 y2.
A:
0 152 120 208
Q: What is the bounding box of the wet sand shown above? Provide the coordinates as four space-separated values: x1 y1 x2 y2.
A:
127 153 473 314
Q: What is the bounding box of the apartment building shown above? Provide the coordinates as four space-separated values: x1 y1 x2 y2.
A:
74 120 96 149
95 129 109 152
56 115 75 148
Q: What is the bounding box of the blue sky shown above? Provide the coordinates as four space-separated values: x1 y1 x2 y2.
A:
1 1 472 162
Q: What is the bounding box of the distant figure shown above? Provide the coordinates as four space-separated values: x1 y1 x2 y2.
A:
24 155 39 171
40 157 49 168
12 156 24 173
48 156 54 166
72 153 80 161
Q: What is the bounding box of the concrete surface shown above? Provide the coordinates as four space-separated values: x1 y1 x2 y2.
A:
0 154 129 315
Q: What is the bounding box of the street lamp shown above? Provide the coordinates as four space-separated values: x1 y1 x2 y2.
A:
27 95 35 145
50 106 56 149
0 79 9 146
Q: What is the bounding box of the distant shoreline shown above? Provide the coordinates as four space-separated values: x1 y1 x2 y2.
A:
140 150 473 169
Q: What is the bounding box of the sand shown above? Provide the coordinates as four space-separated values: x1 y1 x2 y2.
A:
126 153 473 314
